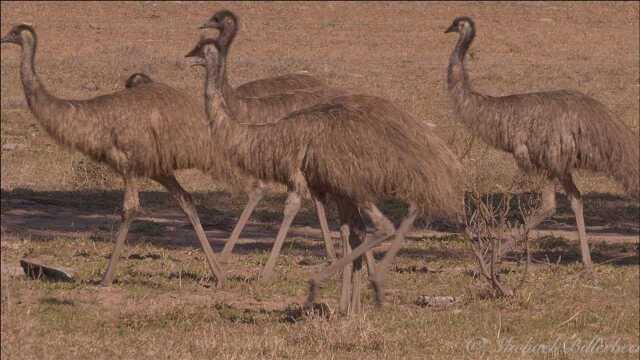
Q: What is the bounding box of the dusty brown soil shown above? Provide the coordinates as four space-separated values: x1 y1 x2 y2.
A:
1 2 639 359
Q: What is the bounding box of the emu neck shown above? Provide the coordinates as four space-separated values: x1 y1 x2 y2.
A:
447 29 474 95
446 29 511 153
204 53 235 130
17 34 97 151
19 34 47 110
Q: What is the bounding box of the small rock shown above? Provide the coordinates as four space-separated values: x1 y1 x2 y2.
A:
283 302 332 322
2 143 19 151
81 82 99 92
20 258 75 282
128 253 161 260
415 295 458 308
395 265 430 274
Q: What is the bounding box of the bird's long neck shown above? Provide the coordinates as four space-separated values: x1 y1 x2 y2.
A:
204 51 234 130
447 27 474 97
19 31 49 112
211 26 246 118
446 26 512 153
17 31 101 151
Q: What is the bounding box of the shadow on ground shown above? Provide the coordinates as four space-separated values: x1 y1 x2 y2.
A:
1 188 638 265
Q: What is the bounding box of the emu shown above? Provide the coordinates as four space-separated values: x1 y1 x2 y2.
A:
124 72 153 89
445 17 640 274
199 10 395 281
0 24 228 286
186 33 464 313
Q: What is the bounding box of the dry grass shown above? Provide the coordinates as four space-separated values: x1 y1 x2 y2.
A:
1 227 638 359
1 2 639 359
1 188 638 359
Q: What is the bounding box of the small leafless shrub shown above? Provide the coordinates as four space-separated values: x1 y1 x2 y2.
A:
464 172 547 298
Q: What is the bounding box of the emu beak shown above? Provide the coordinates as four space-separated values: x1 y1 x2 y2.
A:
185 46 199 58
444 23 457 34
0 35 9 44
199 20 221 30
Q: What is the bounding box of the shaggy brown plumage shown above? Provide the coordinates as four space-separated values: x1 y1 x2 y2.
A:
1 24 227 286
235 73 325 98
445 16 640 272
200 10 347 125
198 10 395 274
188 33 464 311
200 9 325 98
194 14 463 218
446 17 639 198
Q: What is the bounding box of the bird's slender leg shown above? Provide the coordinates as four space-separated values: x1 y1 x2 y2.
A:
362 202 397 276
154 175 226 286
561 174 593 274
313 194 337 261
306 203 417 308
259 191 302 282
101 177 140 286
524 182 557 232
348 207 367 314
369 204 417 305
221 184 265 257
362 202 396 237
335 199 366 314
338 222 352 313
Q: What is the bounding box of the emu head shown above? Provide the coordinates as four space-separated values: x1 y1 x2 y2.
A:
0 23 36 46
444 16 475 35
199 9 238 32
125 73 153 89
199 10 237 49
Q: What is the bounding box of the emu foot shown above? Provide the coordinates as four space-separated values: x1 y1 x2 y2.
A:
370 274 385 306
305 279 321 308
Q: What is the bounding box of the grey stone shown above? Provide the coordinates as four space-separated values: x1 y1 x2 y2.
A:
415 295 458 307
20 258 75 282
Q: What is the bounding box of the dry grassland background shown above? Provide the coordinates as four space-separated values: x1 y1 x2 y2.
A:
1 2 638 359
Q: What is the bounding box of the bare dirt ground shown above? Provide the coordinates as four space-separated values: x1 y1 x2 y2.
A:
1 2 639 359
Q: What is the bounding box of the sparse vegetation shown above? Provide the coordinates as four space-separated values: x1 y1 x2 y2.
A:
1 2 638 359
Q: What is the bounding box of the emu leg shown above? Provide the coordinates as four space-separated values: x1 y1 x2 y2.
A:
369 204 417 305
524 183 557 232
306 203 417 308
338 223 353 313
349 210 367 314
221 185 265 257
362 202 396 237
101 177 140 286
561 175 594 274
154 175 226 286
362 202 397 276
313 196 337 261
335 200 366 315
259 192 302 282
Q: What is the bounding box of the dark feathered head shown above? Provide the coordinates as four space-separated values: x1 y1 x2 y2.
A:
199 9 238 31
125 73 153 89
444 16 475 34
0 23 36 45
198 10 238 51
